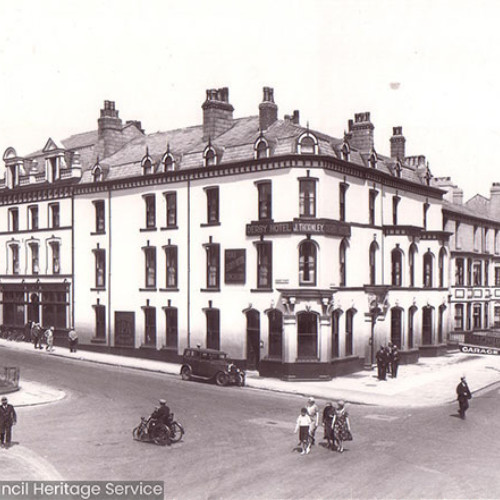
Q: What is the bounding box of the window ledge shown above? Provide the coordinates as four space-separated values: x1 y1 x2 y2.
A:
159 287 179 292
139 344 157 349
295 358 321 363
200 288 221 292
90 337 106 344
160 226 179 231
139 287 158 292
140 227 158 232
251 288 274 293
200 222 221 228
90 231 106 236
160 346 178 351
90 287 106 292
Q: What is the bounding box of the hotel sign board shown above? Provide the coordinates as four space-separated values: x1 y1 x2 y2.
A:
459 343 500 355
246 219 351 237
225 249 246 284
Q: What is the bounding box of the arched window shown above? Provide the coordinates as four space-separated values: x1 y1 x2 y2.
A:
395 162 402 178
422 306 433 344
409 243 417 287
255 138 269 159
438 247 446 288
339 240 347 287
391 307 403 348
369 241 378 285
298 133 318 154
391 248 403 286
331 309 342 358
297 311 318 359
204 147 216 167
142 158 152 175
345 308 355 356
341 142 350 161
299 240 317 286
92 165 102 182
408 306 417 348
163 154 175 171
423 251 434 288
267 309 283 358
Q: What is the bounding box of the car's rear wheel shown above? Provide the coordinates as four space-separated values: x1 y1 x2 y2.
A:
215 372 228 386
181 366 192 381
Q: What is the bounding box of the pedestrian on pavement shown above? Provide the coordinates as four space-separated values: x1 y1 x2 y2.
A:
68 328 78 353
294 407 312 455
385 343 393 376
33 322 43 349
331 400 352 453
45 326 55 352
306 397 319 445
0 396 17 449
376 345 387 380
322 401 335 450
456 376 472 419
390 344 400 378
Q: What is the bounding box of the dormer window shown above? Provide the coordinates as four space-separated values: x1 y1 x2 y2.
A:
369 152 377 169
204 146 217 167
45 154 62 183
7 164 19 188
142 158 153 175
163 153 175 172
395 161 402 178
92 163 103 182
341 142 350 161
297 133 318 155
3 148 21 188
255 138 269 159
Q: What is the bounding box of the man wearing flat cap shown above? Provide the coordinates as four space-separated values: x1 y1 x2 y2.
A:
0 396 17 448
456 376 471 419
152 399 171 426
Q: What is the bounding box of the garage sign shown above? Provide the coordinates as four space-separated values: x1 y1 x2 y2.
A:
459 343 500 355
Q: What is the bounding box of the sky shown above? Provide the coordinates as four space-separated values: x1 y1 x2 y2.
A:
0 0 499 200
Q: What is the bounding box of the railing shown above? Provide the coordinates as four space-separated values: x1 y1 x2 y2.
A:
463 332 500 348
0 367 20 391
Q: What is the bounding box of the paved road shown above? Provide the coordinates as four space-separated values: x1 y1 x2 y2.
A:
1 348 500 499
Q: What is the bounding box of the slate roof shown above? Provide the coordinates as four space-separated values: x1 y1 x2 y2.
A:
79 114 429 186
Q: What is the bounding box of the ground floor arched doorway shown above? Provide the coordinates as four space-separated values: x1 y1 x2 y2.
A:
391 307 402 348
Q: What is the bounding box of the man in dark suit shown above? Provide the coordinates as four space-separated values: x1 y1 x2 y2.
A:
376 346 387 380
390 344 400 378
456 376 472 419
0 396 17 448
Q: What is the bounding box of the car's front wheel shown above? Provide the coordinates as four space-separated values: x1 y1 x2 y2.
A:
215 372 228 386
181 366 192 381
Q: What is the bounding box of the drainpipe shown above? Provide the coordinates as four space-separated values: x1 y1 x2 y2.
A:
108 187 112 346
187 177 191 348
71 192 75 329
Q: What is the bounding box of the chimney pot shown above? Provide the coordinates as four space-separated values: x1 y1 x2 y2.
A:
259 87 278 130
350 112 374 151
202 87 234 140
390 125 406 159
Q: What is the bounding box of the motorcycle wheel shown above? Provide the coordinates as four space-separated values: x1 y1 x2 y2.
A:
181 366 192 381
215 372 228 386
153 424 171 446
132 426 142 440
169 422 184 443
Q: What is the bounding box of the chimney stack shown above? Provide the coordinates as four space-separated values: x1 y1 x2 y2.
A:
390 126 406 160
259 87 278 131
490 183 500 219
202 87 234 140
350 112 374 151
452 186 464 205
97 100 124 158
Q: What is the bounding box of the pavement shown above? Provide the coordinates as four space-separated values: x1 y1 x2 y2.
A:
1 338 500 408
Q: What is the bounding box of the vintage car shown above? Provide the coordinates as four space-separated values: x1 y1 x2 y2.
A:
180 347 245 386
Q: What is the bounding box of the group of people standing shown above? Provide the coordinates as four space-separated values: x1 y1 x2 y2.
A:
29 321 55 352
294 397 352 455
376 342 400 380
28 322 78 353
